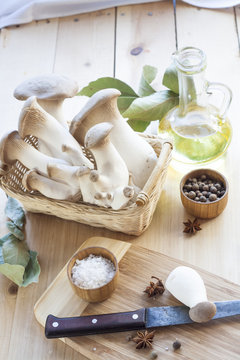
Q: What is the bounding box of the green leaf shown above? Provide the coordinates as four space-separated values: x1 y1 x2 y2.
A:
78 77 139 97
5 197 25 229
22 250 40 287
2 238 30 267
0 263 25 286
138 65 157 96
162 63 179 94
0 233 16 246
6 221 24 241
0 247 4 264
117 96 136 114
122 90 179 122
127 119 150 132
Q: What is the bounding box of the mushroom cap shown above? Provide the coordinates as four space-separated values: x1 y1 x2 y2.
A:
14 74 79 101
189 301 217 323
70 88 121 135
84 122 113 149
0 130 21 164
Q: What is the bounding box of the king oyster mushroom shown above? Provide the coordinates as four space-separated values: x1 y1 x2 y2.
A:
47 162 102 206
70 88 157 188
84 122 129 192
84 122 135 209
165 266 217 323
47 163 90 188
0 130 69 175
14 74 79 128
22 169 81 202
18 96 93 169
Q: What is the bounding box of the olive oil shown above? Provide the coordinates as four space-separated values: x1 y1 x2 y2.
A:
163 47 233 165
158 106 232 164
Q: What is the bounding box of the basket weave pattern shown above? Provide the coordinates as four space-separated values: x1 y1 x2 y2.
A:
0 134 172 235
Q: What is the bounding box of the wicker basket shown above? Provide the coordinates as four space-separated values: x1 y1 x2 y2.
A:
0 134 172 236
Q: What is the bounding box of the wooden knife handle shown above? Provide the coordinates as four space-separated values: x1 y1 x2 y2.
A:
45 308 146 338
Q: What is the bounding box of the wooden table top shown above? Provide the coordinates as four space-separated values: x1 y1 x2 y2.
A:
1 1 240 359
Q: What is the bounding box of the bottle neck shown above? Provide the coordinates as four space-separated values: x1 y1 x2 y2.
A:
178 69 208 115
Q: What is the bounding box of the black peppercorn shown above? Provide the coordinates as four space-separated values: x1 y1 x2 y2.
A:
173 340 181 350
188 191 196 199
210 186 217 194
183 174 225 204
149 351 158 359
209 194 217 202
192 183 199 191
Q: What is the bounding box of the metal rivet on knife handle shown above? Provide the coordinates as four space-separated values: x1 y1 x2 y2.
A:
132 314 139 319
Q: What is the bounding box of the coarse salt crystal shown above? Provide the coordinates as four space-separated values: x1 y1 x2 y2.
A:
71 254 116 289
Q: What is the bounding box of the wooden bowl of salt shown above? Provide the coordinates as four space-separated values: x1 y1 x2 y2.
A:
67 246 119 302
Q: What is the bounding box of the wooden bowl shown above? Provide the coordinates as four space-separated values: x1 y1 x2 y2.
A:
180 169 229 219
67 246 119 302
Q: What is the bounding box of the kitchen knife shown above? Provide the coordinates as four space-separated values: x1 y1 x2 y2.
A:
45 300 240 339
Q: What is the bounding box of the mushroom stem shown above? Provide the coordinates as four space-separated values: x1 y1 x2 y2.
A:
165 266 217 323
84 122 129 192
61 144 93 169
0 131 69 175
70 89 157 188
38 99 66 128
22 169 81 201
18 97 93 168
47 163 90 188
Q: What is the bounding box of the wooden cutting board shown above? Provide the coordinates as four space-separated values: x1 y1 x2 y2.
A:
34 237 240 359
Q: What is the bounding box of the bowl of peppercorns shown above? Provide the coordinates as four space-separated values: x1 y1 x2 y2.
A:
180 169 228 219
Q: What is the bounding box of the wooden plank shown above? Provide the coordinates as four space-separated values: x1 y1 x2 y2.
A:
53 10 115 121
0 19 58 135
35 236 240 360
115 1 176 90
0 18 59 360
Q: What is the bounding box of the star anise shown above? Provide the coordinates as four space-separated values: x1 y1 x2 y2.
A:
144 276 165 297
132 330 155 349
183 218 202 234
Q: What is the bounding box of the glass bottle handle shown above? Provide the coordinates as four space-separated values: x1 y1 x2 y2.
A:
207 82 232 118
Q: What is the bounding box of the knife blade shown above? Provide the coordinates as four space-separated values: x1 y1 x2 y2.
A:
45 300 240 339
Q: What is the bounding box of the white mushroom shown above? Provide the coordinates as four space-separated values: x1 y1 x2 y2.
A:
22 169 81 201
70 88 157 188
18 97 93 169
47 163 90 188
14 74 79 128
110 186 135 210
84 122 129 192
165 266 217 323
47 162 101 206
61 144 94 168
0 131 69 175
